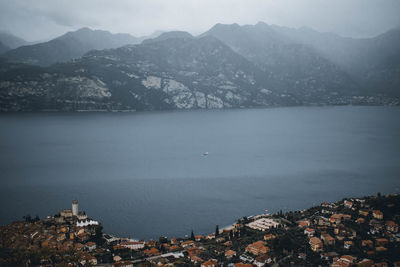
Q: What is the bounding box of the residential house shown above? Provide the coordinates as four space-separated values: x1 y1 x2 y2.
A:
113 261 134 267
356 218 365 224
357 259 374 267
386 221 398 233
342 214 352 221
344 241 354 249
143 247 160 257
332 255 356 267
201 259 218 267
146 240 157 247
375 238 388 246
298 220 310 228
375 246 387 252
359 210 369 217
264 234 276 241
85 241 96 251
321 233 335 246
330 214 343 224
181 240 195 248
321 202 329 207
186 246 199 256
344 200 353 209
234 263 252 267
225 250 236 258
309 237 323 252
206 234 215 240
362 240 374 248
254 255 267 267
170 237 178 245
245 241 269 256
373 210 383 220
190 255 204 264
304 228 315 236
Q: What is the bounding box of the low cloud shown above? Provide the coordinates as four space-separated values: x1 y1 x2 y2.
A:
0 0 399 41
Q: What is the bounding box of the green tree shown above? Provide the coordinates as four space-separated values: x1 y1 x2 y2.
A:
215 225 219 237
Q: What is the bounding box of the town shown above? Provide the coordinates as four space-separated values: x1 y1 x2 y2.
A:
1 193 399 266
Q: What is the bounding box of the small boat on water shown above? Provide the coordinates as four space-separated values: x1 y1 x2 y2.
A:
203 152 209 156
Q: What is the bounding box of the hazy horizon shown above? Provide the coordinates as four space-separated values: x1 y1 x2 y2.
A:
1 0 400 42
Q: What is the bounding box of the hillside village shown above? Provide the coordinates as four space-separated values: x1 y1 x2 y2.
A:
1 194 399 266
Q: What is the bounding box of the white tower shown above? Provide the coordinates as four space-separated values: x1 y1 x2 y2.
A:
72 200 79 216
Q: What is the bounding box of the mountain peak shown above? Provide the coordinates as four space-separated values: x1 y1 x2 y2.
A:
76 27 93 32
142 31 193 44
0 31 29 49
255 21 268 27
4 27 140 66
210 23 241 31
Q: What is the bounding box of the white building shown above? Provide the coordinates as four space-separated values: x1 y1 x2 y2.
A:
77 211 87 220
76 219 99 227
120 241 145 250
247 218 280 231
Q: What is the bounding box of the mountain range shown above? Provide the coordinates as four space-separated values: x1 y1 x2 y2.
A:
0 23 399 111
0 31 30 54
2 28 143 66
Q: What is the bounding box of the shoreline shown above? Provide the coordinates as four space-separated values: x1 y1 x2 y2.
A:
1 102 400 114
1 193 400 266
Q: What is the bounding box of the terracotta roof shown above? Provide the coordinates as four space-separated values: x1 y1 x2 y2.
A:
298 220 310 227
201 259 218 267
234 263 252 267
386 220 397 226
225 250 236 257
321 234 334 241
190 255 203 263
341 255 356 262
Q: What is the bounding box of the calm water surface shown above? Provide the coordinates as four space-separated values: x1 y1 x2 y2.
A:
0 106 399 239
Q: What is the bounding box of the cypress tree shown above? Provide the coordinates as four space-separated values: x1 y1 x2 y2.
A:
215 225 219 236
191 230 195 241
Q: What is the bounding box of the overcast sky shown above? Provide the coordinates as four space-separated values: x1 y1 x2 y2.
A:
1 0 400 41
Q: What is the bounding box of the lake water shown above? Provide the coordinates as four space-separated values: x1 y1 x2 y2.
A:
0 106 399 239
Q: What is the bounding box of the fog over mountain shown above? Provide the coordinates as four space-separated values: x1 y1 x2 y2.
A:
0 21 399 111
0 0 400 41
0 1 399 111
4 28 143 66
0 31 29 50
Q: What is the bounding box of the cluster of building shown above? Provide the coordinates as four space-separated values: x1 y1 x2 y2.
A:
1 194 400 266
295 196 400 266
0 200 102 266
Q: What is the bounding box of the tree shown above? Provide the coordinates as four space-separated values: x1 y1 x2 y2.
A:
23 215 32 222
190 230 195 241
159 243 166 253
95 225 103 239
215 225 219 237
